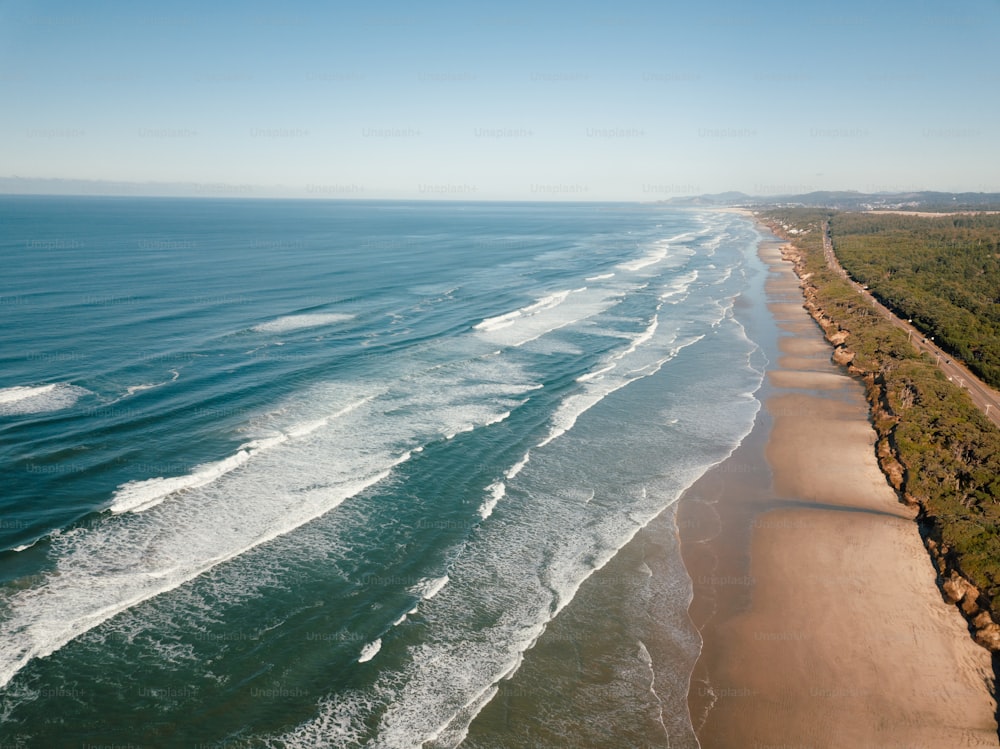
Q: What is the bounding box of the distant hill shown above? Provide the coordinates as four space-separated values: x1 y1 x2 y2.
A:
666 191 754 206
663 190 1000 211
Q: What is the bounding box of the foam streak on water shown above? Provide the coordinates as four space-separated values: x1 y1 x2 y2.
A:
0 353 537 689
108 396 378 514
0 383 91 415
252 313 355 333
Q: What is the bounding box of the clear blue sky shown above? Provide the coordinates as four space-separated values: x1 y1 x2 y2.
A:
1 0 998 200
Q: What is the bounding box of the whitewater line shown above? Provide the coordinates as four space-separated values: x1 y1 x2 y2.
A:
110 396 378 514
639 639 671 746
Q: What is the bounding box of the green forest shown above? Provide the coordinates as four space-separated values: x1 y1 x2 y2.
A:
829 212 1000 388
760 207 1000 635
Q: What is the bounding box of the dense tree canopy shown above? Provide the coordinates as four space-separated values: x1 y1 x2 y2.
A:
830 213 1000 388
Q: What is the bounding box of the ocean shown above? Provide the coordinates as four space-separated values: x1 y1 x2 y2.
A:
0 197 766 747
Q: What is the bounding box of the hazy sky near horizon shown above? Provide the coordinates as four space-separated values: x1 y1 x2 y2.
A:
1 0 998 200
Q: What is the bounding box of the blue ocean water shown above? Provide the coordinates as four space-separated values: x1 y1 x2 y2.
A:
0 197 764 747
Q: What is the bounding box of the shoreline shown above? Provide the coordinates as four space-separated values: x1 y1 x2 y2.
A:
680 231 999 746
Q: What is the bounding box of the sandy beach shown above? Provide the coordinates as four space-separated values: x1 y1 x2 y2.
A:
680 237 999 747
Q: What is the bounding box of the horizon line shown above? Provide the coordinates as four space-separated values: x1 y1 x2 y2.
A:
3 177 996 203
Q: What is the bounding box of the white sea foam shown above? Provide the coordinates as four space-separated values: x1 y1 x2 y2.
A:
473 309 521 332
252 313 354 334
412 575 449 601
445 423 478 440
618 246 668 272
110 450 254 514
537 308 694 449
505 452 530 479
659 269 699 302
478 482 506 520
473 287 618 348
344 480 697 748
585 272 615 281
484 410 512 427
539 324 707 450
125 383 157 396
110 396 378 515
614 311 660 361
668 231 695 243
0 352 538 691
713 265 735 285
261 690 375 749
473 290 573 332
358 638 381 663
576 364 615 383
638 639 670 739
616 233 695 273
536 262 745 456
0 384 55 405
0 455 401 691
426 684 499 749
286 396 377 439
124 370 179 397
702 233 726 256
393 604 419 627
0 383 91 416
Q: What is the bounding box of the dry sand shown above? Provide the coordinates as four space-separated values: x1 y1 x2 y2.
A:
681 240 999 748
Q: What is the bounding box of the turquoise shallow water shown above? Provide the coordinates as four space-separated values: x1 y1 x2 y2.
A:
0 197 763 747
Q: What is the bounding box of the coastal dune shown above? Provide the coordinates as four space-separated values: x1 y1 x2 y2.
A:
682 238 998 747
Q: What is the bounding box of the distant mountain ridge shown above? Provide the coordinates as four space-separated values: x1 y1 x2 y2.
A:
663 190 1000 211
3 177 1000 209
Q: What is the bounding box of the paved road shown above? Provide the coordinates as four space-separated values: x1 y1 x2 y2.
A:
819 221 1000 429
